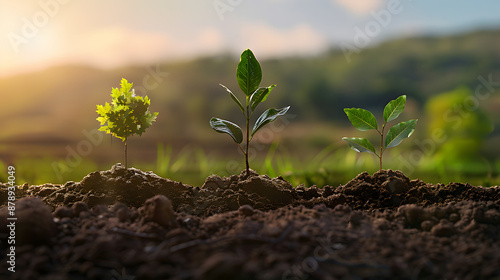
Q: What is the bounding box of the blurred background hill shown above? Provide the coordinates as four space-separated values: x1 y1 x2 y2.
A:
1 29 500 186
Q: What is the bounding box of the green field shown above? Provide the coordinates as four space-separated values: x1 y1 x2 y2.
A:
2 140 499 188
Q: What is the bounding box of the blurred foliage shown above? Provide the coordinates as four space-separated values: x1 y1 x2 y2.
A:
3 157 98 185
423 87 494 177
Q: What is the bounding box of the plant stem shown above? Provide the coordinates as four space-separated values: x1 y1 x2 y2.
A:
245 106 250 176
379 123 386 170
124 138 128 169
380 132 383 170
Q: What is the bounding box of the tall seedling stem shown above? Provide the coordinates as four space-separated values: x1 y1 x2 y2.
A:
245 103 250 174
210 49 290 177
124 138 128 168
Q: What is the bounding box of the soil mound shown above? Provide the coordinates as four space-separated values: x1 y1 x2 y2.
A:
1 164 295 217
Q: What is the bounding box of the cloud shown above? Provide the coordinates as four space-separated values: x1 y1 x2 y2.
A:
57 26 226 68
0 24 227 77
74 27 169 67
65 24 327 68
237 23 328 58
334 0 384 16
183 27 225 56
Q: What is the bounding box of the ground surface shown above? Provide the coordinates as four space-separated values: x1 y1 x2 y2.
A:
1 164 500 280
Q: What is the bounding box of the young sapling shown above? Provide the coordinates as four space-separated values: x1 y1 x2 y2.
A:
210 49 290 176
343 95 417 170
97 78 159 168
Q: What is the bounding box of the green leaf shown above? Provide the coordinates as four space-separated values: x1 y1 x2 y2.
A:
210 117 243 144
120 78 133 96
220 84 244 114
250 85 275 112
251 106 290 137
383 95 406 123
344 108 378 131
342 137 376 154
236 49 262 96
385 119 418 148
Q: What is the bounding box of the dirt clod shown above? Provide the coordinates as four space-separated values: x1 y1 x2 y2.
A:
0 197 57 245
238 204 255 216
139 195 177 228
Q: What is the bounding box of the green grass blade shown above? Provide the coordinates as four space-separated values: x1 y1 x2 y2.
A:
309 143 337 170
170 145 193 173
195 147 210 176
262 142 279 177
156 143 172 176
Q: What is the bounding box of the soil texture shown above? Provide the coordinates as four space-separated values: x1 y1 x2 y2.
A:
1 164 499 279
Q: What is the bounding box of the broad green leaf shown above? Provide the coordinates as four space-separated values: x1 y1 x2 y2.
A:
236 49 262 96
210 117 243 144
385 119 418 148
344 108 378 131
342 137 376 154
251 106 290 137
383 95 406 123
220 84 244 114
250 85 275 112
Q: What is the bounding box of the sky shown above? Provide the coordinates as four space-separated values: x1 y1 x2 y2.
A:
1 0 500 77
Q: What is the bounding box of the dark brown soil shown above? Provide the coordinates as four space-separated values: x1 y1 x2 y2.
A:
1 164 499 279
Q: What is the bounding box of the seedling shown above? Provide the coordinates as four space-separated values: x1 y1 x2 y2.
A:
343 95 417 170
97 78 159 168
210 49 290 176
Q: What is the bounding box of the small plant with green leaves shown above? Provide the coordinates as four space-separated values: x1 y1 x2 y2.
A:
343 95 417 170
97 78 159 168
210 49 290 176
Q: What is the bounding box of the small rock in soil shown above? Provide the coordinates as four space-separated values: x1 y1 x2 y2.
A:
53 206 73 219
238 205 255 216
431 219 456 237
72 201 89 217
139 194 177 228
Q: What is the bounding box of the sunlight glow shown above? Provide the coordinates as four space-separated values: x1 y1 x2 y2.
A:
334 0 383 16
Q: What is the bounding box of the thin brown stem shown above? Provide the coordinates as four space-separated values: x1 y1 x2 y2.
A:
124 138 128 169
380 131 383 170
245 106 250 176
237 144 246 155
379 123 386 170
